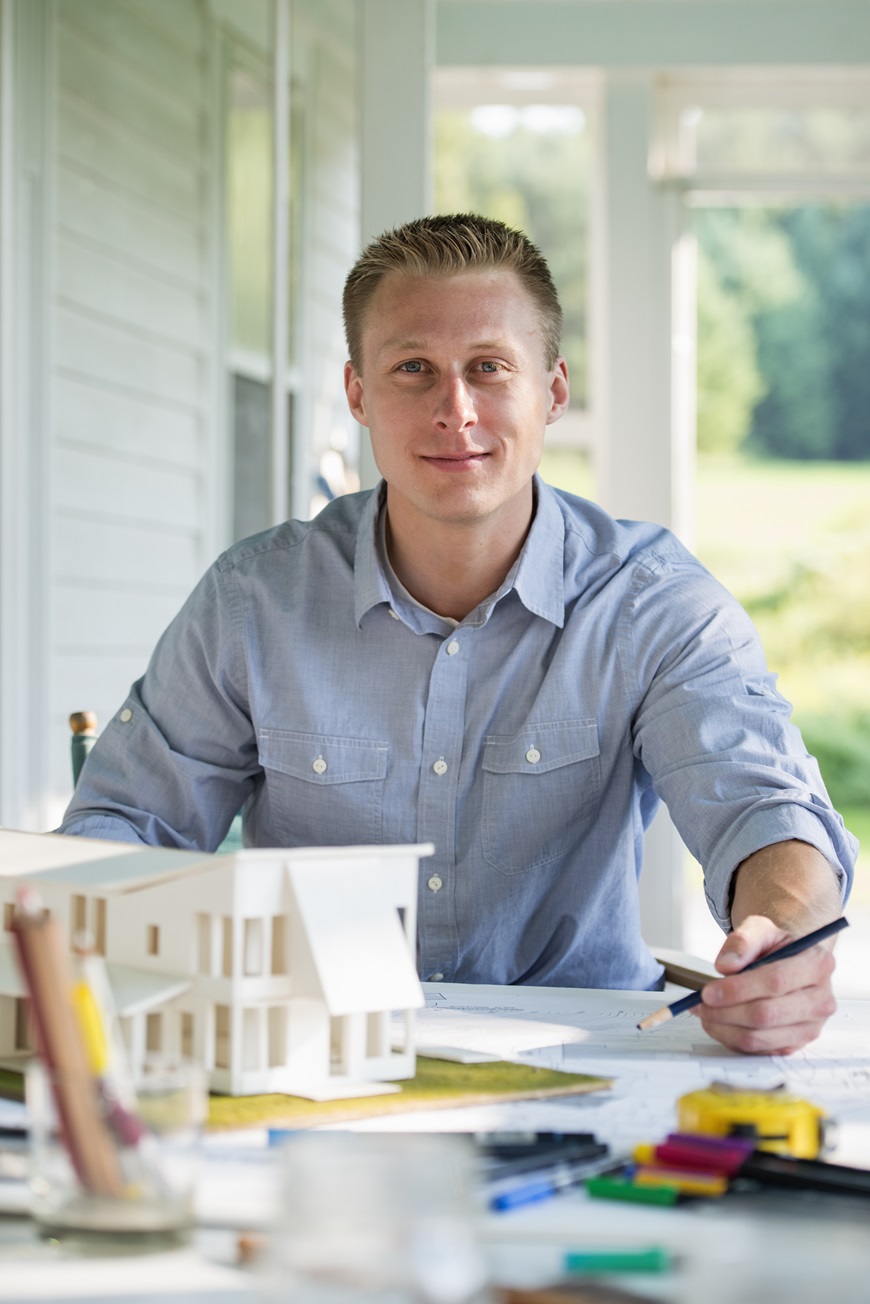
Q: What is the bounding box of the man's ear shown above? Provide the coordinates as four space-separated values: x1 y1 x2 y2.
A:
545 357 570 426
344 360 369 426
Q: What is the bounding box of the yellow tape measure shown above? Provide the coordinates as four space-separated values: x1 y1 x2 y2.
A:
677 1082 834 1159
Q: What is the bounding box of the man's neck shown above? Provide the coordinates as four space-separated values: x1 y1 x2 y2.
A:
383 490 535 623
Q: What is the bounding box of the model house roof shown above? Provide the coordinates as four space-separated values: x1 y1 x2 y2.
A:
289 859 424 1016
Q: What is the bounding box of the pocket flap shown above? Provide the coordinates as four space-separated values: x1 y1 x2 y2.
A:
482 719 599 776
259 730 389 785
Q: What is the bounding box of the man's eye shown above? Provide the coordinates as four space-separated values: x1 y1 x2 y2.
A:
399 360 423 373
479 361 501 373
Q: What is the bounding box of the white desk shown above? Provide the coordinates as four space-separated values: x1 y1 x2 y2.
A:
2 982 870 1303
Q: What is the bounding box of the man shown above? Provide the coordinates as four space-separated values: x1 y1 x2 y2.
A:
61 214 856 1054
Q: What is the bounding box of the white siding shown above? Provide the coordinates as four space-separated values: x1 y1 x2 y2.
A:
47 0 213 820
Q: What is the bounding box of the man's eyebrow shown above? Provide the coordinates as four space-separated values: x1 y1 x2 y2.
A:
378 337 514 355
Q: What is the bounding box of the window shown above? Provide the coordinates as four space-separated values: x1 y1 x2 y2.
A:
650 74 870 985
145 1012 162 1054
329 1015 346 1071
653 71 870 184
146 924 159 957
366 1011 387 1058
242 1007 260 1071
70 894 86 945
181 1012 194 1059
434 66 598 497
93 897 107 956
215 1004 231 1070
222 917 234 977
243 918 263 976
14 998 31 1052
196 913 212 975
270 914 288 974
267 1006 286 1067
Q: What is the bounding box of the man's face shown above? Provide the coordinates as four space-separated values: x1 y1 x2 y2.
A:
344 270 569 536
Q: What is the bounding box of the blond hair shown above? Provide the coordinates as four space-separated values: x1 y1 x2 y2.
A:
343 213 563 369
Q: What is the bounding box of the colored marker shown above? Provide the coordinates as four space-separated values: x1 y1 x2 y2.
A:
631 1164 728 1198
564 1248 673 1274
489 1154 620 1212
585 1175 681 1206
655 1134 755 1175
638 916 849 1030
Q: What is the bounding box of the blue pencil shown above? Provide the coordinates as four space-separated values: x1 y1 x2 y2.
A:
637 916 849 1031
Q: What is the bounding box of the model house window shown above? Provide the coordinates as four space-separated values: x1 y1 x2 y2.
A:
215 1004 231 1070
243 918 263 976
93 897 107 955
196 913 212 975
222 917 234 977
69 894 106 953
70 894 87 944
330 1015 346 1071
270 915 288 974
146 924 159 956
14 998 31 1052
146 1012 162 1054
181 1012 194 1059
267 1006 286 1067
367 1011 387 1058
242 1007 259 1071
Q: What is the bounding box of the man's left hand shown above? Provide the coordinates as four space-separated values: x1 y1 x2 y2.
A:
692 913 837 1054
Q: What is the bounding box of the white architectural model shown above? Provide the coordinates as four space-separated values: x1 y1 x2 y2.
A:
0 830 429 1099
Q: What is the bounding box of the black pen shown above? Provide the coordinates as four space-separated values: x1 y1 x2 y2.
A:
638 916 849 1030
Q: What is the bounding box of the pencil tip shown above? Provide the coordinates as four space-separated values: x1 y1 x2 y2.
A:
637 1006 672 1031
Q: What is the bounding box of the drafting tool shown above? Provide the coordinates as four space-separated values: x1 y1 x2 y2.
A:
11 891 124 1197
676 1084 831 1159
638 916 849 1030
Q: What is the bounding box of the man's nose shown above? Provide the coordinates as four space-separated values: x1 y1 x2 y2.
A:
433 376 477 430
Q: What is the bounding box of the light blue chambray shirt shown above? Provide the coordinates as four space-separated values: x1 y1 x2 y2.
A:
60 478 857 990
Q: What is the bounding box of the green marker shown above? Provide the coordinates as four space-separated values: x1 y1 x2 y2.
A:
585 1175 680 1206
565 1248 673 1274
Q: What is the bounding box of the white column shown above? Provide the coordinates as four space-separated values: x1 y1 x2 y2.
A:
0 0 53 830
270 0 291 524
356 0 434 489
598 73 691 948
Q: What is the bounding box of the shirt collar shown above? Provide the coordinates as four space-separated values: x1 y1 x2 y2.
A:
354 482 394 628
512 475 566 628
353 475 566 631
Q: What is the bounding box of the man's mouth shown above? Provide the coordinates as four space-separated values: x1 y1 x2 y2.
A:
422 451 489 470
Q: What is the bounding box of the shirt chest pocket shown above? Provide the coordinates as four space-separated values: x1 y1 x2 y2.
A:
258 730 389 847
481 720 601 874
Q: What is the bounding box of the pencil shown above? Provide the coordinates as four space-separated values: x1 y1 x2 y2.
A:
12 891 125 1196
637 916 849 1031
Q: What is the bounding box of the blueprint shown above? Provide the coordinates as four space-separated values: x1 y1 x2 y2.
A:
381 982 870 1164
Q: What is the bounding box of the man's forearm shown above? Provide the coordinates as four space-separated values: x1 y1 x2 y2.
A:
730 839 845 936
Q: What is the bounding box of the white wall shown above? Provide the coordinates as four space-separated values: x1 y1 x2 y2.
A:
0 0 363 831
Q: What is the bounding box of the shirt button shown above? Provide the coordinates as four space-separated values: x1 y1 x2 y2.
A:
429 972 444 981
312 756 327 775
119 708 133 723
433 758 448 776
389 608 399 620
427 875 443 893
446 639 460 656
525 746 541 764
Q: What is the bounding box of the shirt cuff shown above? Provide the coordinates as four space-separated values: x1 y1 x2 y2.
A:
704 801 857 932
54 814 151 846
